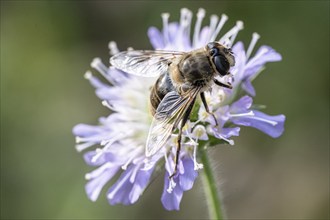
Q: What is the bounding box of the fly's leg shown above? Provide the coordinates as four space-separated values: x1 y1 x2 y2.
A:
214 78 232 89
169 125 184 179
200 92 218 126
169 98 196 179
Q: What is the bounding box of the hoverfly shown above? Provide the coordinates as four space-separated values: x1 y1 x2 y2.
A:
110 42 235 178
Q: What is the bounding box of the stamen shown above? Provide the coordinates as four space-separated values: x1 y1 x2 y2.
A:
91 133 125 163
222 38 232 48
75 136 96 144
164 151 173 174
180 8 192 37
193 8 205 47
185 139 198 147
91 58 109 79
161 13 170 45
246 32 260 59
229 21 244 46
122 148 142 170
75 136 83 143
221 135 235 145
219 20 244 47
100 140 109 146
167 178 177 194
91 147 103 163
163 151 177 193
84 71 92 79
206 15 219 43
251 116 278 126
129 165 140 183
108 41 119 55
229 111 255 118
102 100 116 111
190 119 202 128
85 163 112 180
142 158 153 170
193 144 204 170
107 169 131 199
230 111 278 126
210 14 228 42
75 142 95 152
183 127 198 146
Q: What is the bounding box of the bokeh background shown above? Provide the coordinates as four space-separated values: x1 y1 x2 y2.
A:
1 1 329 219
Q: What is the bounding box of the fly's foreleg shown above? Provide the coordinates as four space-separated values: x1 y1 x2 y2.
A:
200 92 218 126
214 78 232 89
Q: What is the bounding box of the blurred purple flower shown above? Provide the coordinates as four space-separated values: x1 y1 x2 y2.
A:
73 8 285 211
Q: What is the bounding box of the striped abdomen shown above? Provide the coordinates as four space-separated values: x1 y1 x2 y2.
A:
149 73 175 116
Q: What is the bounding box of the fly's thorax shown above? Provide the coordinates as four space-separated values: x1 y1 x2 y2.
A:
176 50 215 90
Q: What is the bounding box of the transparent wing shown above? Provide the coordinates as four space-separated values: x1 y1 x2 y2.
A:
145 88 201 157
110 50 185 77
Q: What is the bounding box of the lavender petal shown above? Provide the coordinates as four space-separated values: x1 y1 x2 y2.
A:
244 45 282 78
148 27 165 49
231 110 286 138
85 165 120 202
129 167 154 203
179 158 198 191
230 95 253 113
161 174 183 211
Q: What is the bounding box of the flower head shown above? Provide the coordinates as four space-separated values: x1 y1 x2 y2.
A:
73 8 285 211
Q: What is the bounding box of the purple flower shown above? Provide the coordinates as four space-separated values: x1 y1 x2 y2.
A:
161 156 198 210
231 36 282 96
226 96 285 138
73 8 286 211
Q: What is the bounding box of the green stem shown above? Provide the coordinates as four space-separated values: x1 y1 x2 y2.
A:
199 147 225 220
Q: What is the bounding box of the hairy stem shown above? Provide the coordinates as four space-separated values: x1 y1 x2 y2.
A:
199 147 225 220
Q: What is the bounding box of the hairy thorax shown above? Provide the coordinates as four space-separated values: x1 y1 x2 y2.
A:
172 51 215 93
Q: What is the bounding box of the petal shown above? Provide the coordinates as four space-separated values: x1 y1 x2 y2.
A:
73 124 104 137
250 45 282 65
195 26 210 48
83 151 115 166
161 173 184 211
106 67 129 86
95 86 119 101
230 95 253 113
87 73 109 89
232 41 246 58
85 165 120 202
129 167 154 203
231 41 247 82
231 110 286 138
107 166 134 205
167 22 180 46
179 158 198 191
221 127 240 138
241 80 256 96
148 27 165 49
244 45 282 78
107 165 154 205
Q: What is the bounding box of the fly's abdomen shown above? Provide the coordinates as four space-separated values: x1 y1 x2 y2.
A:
150 73 175 116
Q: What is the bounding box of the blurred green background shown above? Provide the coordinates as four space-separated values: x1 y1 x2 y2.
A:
1 1 329 219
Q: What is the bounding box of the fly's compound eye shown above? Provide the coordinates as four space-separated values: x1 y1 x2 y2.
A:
213 55 229 76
